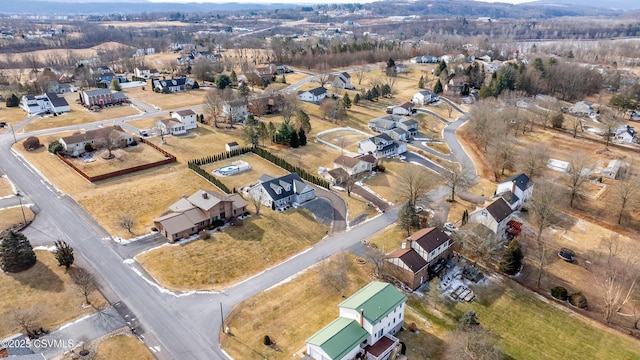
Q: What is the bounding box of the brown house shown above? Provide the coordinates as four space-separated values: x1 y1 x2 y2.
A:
385 227 453 290
385 247 429 290
154 190 247 242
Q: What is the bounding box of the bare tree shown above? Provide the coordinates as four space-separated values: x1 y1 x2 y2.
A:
597 235 639 325
397 166 434 205
445 326 503 360
489 134 517 177
610 170 639 225
353 62 367 86
13 306 43 337
454 230 503 266
428 277 444 311
118 214 136 234
567 152 592 208
567 115 583 138
249 190 266 216
529 182 558 288
320 252 352 297
280 93 299 125
73 268 97 306
444 163 476 202
599 108 624 148
363 246 387 278
102 130 122 159
344 175 356 198
205 88 233 127
518 143 549 179
316 62 330 87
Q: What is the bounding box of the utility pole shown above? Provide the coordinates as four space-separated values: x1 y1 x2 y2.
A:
17 193 27 226
10 124 17 144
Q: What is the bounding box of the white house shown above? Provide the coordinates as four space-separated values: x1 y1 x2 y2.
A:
412 90 438 105
20 93 70 115
298 86 328 104
328 72 354 89
170 109 198 130
135 66 159 78
613 125 637 143
156 119 186 135
222 100 248 123
368 115 400 132
247 173 315 209
306 282 406 360
601 159 629 179
153 78 195 93
469 197 514 237
495 173 534 209
358 133 407 159
387 102 414 116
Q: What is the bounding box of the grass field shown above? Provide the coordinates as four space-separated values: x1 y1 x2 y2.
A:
342 192 376 223
94 334 155 360
124 87 207 110
0 251 106 339
364 160 443 205
65 143 170 177
146 126 243 162
0 176 14 197
0 206 35 232
0 106 27 127
23 100 141 132
201 153 289 191
126 115 166 131
137 209 328 291
365 224 406 253
317 130 369 154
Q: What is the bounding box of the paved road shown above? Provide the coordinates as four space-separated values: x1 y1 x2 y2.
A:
313 185 347 233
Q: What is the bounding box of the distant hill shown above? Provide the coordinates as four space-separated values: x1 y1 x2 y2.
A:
528 0 640 10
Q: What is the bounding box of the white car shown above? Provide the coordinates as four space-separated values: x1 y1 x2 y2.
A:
444 222 458 233
415 206 424 213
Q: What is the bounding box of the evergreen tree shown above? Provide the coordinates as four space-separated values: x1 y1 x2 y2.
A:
433 79 443 94
342 93 352 108
418 75 425 89
290 130 300 148
111 78 122 91
500 239 523 275
54 240 74 269
371 86 380 101
6 94 20 107
268 122 277 143
298 129 307 146
397 201 418 236
0 230 37 273
216 74 231 89
229 70 237 85
461 209 469 226
382 84 391 97
238 82 250 98
353 93 361 105
295 109 311 133
365 89 373 101
458 310 480 330
276 122 292 144
438 59 447 73
257 122 268 146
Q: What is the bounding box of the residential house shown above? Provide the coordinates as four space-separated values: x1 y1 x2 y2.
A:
333 154 377 177
247 173 315 209
59 125 134 156
80 88 128 107
571 101 595 116
400 227 453 278
469 197 515 237
270 62 291 74
410 55 439 64
298 86 328 104
495 173 534 209
254 66 275 82
386 127 409 142
20 92 70 115
368 115 401 132
321 167 349 185
94 66 115 86
328 72 354 89
358 133 407 159
397 118 418 138
152 78 195 93
225 141 239 152
134 66 159 78
613 124 637 143
601 159 629 179
386 102 414 116
170 109 198 130
57 83 78 94
412 90 438 105
153 190 247 242
306 281 406 360
156 119 186 135
222 100 248 123
395 63 409 74
385 247 429 290
177 49 221 66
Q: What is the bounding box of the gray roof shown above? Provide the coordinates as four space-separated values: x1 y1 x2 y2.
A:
83 88 111 97
503 173 532 192
400 119 418 127
373 133 393 144
45 92 69 107
307 86 327 96
175 109 196 116
260 173 310 201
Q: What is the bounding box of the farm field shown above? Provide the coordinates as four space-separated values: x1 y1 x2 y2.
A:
0 251 106 339
137 209 328 291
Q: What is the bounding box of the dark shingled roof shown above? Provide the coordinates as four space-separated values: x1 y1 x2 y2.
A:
409 227 451 253
46 92 69 108
386 248 428 272
485 197 514 222
503 173 532 192
260 173 310 201
308 86 327 96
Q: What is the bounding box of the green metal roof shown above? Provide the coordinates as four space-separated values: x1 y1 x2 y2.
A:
339 281 407 324
306 317 369 359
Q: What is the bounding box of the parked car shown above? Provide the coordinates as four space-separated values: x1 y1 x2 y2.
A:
558 248 575 262
444 222 458 233
415 206 424 213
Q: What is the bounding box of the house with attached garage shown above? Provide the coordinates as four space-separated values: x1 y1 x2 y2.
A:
80 88 128 107
495 173 533 210
153 190 247 242
134 66 159 79
298 86 328 104
613 124 637 144
222 99 249 123
386 227 453 289
386 102 415 116
333 154 377 177
368 115 401 132
156 118 186 135
247 173 315 209
59 125 134 156
412 90 438 105
306 281 406 360
328 72 355 89
20 92 70 115
469 197 515 238
358 133 407 159
170 109 198 130
152 77 195 93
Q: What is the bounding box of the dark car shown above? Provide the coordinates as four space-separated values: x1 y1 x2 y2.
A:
558 248 575 262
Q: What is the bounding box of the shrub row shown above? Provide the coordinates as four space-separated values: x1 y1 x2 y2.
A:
551 286 588 309
187 147 331 190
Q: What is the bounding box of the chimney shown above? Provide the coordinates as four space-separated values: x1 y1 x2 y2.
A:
511 181 516 194
359 309 364 328
202 191 208 199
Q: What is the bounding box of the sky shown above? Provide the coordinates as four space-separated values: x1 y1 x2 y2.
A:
145 0 537 3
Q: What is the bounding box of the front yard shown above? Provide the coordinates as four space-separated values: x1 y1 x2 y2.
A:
136 209 328 291
123 87 207 110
